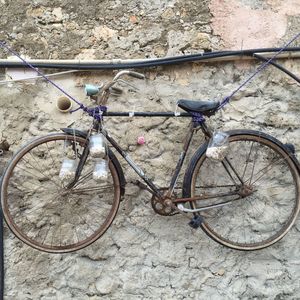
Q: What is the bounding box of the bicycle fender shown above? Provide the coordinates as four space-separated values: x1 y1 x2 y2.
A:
61 128 126 197
182 129 300 198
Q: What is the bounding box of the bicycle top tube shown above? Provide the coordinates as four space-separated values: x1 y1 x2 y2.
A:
103 111 191 118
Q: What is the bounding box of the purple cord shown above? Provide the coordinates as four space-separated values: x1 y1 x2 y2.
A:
1 33 300 116
191 112 205 124
0 40 85 109
0 41 110 121
218 32 300 109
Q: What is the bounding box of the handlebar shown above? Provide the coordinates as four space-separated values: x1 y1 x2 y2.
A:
96 70 145 105
127 71 145 79
112 70 145 81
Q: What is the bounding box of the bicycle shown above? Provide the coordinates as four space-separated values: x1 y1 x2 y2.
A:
0 70 299 253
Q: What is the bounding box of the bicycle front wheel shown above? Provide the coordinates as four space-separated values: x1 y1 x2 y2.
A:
1 133 121 253
184 130 300 250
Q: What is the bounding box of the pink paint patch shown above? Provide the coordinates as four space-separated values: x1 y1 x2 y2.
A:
267 0 300 16
137 136 145 145
210 0 287 49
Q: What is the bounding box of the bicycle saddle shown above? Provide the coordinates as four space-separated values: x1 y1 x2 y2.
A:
177 99 220 116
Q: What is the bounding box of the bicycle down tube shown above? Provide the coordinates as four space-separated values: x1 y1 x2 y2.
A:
100 118 242 207
100 122 197 200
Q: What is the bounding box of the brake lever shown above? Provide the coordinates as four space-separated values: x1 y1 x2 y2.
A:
109 86 123 96
110 86 123 95
118 79 139 91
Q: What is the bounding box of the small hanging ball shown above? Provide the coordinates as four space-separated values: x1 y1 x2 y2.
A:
137 136 145 145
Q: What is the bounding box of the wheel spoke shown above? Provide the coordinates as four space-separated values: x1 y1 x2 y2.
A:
250 156 287 185
191 134 299 250
71 185 114 193
249 145 259 185
41 224 52 245
16 160 61 189
72 169 93 188
241 141 254 180
1 134 120 253
194 184 237 189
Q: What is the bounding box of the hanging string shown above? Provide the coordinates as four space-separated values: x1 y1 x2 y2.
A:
218 32 300 109
1 33 300 115
0 40 85 109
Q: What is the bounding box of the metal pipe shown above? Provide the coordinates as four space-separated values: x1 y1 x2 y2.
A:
253 53 300 84
56 96 73 113
0 48 300 70
0 70 80 85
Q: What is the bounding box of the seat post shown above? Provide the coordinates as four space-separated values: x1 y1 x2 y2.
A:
199 120 212 139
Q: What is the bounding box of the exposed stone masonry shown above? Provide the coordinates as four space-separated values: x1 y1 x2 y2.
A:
0 0 299 299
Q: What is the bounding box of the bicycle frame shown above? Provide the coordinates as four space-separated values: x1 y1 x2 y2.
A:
93 115 243 208
101 119 200 200
66 110 245 212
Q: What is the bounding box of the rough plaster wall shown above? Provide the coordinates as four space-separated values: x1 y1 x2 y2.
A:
210 0 300 49
0 0 300 299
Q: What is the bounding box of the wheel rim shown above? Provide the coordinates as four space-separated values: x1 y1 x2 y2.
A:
191 135 300 250
1 134 120 253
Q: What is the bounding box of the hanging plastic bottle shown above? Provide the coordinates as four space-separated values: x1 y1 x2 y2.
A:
89 134 106 158
93 159 108 182
206 131 229 161
59 158 78 181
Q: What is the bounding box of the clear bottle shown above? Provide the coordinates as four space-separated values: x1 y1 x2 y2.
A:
206 131 229 161
59 158 78 181
93 159 108 182
89 134 106 158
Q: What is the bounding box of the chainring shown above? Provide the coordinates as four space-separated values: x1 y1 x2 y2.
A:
151 192 177 216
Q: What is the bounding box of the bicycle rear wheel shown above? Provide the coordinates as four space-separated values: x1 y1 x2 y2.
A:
184 130 300 250
0 133 121 253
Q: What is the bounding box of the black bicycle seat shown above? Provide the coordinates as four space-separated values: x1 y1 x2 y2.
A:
177 99 220 116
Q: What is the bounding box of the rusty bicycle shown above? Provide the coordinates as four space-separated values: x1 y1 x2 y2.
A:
0 70 299 253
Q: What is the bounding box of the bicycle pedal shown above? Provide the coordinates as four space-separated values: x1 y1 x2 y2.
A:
188 215 203 229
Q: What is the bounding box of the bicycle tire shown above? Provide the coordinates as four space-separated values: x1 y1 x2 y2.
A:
0 210 3 300
0 133 121 253
183 130 300 250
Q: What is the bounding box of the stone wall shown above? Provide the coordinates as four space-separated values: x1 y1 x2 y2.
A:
0 0 300 299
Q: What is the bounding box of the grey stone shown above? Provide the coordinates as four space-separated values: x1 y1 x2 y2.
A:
0 1 299 299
